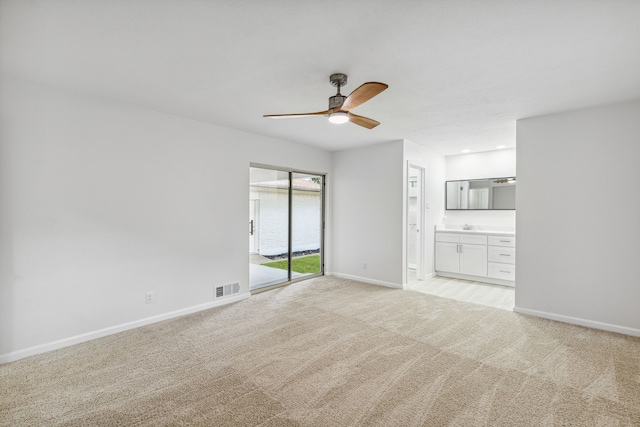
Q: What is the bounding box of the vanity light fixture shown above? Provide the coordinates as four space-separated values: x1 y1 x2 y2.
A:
328 111 349 124
494 177 516 184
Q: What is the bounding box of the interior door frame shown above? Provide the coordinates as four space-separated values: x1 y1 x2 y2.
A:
406 162 426 284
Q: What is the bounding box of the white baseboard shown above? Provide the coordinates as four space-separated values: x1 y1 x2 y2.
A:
513 306 640 337
422 272 435 280
0 293 250 364
436 271 515 287
329 272 402 289
403 272 436 289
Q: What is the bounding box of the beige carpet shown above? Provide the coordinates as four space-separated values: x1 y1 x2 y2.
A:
1 276 639 426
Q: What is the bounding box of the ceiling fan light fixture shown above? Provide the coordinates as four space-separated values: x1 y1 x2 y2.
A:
263 74 387 129
328 111 349 124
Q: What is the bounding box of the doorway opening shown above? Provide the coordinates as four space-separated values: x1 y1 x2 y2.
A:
407 164 425 284
249 165 325 292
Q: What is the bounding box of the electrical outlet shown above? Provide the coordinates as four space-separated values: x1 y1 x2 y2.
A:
145 291 155 304
362 262 367 269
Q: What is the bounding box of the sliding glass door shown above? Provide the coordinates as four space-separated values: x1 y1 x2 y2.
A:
249 166 324 291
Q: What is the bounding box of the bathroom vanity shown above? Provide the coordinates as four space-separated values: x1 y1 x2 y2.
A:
435 228 515 287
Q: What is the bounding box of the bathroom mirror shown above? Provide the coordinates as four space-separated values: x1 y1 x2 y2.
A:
446 177 516 210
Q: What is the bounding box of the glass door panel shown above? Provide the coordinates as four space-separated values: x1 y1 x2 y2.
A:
249 167 290 291
291 173 323 279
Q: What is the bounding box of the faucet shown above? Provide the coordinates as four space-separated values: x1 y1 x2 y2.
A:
463 223 472 230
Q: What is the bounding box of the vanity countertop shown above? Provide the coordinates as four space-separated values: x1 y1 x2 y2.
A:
435 228 515 237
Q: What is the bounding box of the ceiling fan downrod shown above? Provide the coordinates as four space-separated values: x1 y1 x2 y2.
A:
329 73 348 110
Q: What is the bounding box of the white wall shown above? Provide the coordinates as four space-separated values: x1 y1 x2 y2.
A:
0 78 332 361
516 100 640 335
403 141 446 281
444 149 516 228
331 141 404 287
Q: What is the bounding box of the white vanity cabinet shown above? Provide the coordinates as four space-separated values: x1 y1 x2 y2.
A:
435 231 515 286
435 233 488 277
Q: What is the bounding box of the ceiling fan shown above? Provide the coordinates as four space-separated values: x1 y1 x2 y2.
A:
263 73 388 129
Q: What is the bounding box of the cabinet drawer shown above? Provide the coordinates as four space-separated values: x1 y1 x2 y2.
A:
488 236 516 247
488 246 516 264
460 234 487 245
488 262 515 281
435 233 459 243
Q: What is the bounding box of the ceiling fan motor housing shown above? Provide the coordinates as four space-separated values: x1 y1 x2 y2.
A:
329 95 347 109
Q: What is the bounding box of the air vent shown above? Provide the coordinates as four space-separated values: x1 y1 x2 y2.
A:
215 282 240 299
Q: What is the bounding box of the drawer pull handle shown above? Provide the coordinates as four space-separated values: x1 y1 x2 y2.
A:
500 254 511 256
499 240 510 243
500 270 510 273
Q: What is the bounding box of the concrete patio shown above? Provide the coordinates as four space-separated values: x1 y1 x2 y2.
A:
249 254 310 290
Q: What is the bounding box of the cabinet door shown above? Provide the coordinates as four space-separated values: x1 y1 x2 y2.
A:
435 242 460 273
459 244 488 277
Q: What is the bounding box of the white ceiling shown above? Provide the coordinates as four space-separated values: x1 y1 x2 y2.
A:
2 0 640 155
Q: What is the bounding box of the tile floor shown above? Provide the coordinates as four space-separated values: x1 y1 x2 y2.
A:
406 274 515 311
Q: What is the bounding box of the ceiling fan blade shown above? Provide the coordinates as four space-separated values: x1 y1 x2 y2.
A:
263 110 331 119
341 82 388 111
348 112 380 129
